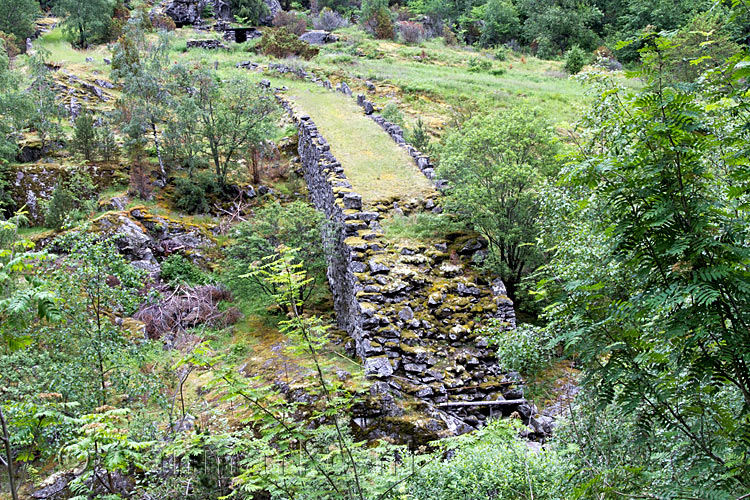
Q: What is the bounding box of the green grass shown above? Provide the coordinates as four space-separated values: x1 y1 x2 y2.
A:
284 82 435 204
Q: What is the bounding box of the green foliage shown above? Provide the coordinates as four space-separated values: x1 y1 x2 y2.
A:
360 0 388 22
225 200 327 311
380 102 404 126
230 0 269 25
405 419 565 499
519 0 601 56
485 321 555 375
478 0 520 48
0 46 31 166
28 51 65 153
72 111 97 161
44 170 97 230
173 171 217 214
467 56 492 72
564 44 586 74
408 117 430 152
0 0 40 51
258 26 319 59
160 254 210 286
55 0 115 48
437 105 560 297
535 34 750 495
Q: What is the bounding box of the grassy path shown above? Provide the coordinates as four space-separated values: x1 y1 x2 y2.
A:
284 83 435 204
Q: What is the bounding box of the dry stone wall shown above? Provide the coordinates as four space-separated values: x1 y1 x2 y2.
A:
278 88 524 434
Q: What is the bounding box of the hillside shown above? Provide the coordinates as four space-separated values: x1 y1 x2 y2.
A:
1 0 749 499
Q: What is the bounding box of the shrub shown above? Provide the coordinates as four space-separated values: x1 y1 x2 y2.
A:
159 254 210 286
272 11 307 36
173 171 218 214
467 57 492 72
407 419 565 500
381 103 404 126
495 47 508 61
564 45 586 74
312 8 349 31
230 0 268 24
535 36 557 59
397 21 425 44
479 0 521 48
258 27 319 59
485 321 556 375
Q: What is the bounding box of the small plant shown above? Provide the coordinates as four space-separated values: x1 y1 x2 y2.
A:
160 254 210 286
381 102 404 126
44 170 97 230
409 117 430 152
442 25 457 45
363 6 395 40
564 45 587 74
151 13 176 31
495 47 508 61
257 27 319 59
489 67 506 76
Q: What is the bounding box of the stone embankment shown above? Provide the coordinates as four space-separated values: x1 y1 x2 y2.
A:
278 90 525 438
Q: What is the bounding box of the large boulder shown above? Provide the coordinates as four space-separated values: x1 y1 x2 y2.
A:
299 30 339 45
165 0 207 27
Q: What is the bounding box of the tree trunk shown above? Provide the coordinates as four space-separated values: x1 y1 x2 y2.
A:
151 123 167 182
0 406 18 500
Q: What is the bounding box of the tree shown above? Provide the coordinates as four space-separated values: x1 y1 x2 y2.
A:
164 63 206 177
72 110 96 161
0 0 39 52
518 0 602 57
55 0 114 48
194 70 279 188
0 44 31 166
28 50 64 154
112 17 172 182
535 36 750 495
225 201 327 312
437 106 560 298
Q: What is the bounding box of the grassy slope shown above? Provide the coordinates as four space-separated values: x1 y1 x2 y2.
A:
284 82 435 204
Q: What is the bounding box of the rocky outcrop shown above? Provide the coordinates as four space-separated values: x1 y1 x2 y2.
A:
279 95 520 440
259 0 282 25
165 0 207 27
186 39 227 50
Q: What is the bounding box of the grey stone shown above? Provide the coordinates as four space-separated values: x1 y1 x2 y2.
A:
364 356 393 378
368 259 390 274
457 283 481 297
342 192 362 209
398 306 414 321
300 30 338 45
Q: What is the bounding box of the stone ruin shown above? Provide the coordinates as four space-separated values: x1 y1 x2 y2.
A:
277 93 532 441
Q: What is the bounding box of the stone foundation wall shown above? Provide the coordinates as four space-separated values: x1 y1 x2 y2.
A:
279 91 523 432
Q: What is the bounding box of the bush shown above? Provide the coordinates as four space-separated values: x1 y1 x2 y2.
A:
406 419 565 500
479 0 521 48
564 45 586 74
272 11 307 36
173 172 218 214
159 254 210 286
468 57 492 72
381 103 404 126
72 111 96 161
258 27 319 59
230 0 269 24
495 47 508 61
397 21 425 44
312 8 350 31
485 321 555 375
535 36 558 59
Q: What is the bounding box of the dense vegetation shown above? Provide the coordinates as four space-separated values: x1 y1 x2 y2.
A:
1 0 749 499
